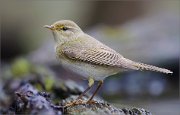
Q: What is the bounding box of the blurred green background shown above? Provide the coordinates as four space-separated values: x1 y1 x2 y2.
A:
1 1 180 115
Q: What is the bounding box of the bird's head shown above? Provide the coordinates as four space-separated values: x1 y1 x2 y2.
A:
44 20 83 43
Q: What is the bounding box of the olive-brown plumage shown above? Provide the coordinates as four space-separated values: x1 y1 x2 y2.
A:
44 20 172 105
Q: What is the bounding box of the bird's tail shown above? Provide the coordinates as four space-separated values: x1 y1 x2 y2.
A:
121 58 173 74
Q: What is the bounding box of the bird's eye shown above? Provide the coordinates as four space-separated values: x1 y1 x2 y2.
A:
62 27 68 31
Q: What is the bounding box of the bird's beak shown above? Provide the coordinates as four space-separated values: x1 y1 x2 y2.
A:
43 25 55 30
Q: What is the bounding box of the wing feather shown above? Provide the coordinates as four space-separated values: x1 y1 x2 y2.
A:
61 44 172 74
63 47 122 67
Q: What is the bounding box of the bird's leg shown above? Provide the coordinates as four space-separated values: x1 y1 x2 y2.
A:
87 80 103 104
76 77 94 100
64 77 94 107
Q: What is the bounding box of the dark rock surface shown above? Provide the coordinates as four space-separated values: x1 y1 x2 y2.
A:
0 58 152 115
2 83 151 115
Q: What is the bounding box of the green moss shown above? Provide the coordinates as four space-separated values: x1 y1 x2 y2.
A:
11 58 31 77
44 76 55 91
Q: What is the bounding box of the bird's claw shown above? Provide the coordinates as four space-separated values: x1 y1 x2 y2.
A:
64 99 84 107
86 99 97 104
64 99 98 108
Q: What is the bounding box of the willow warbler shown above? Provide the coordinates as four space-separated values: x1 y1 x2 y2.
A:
44 20 172 105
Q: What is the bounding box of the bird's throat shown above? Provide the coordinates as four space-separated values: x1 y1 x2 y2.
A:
52 31 66 44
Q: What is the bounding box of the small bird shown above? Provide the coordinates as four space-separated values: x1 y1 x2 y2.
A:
44 20 172 105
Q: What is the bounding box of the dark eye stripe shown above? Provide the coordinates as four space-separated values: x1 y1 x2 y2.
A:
62 27 68 31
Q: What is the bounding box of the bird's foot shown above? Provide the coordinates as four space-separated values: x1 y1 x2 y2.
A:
64 99 85 108
64 99 98 108
86 99 97 104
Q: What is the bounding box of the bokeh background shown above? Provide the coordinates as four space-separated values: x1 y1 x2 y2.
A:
1 1 180 115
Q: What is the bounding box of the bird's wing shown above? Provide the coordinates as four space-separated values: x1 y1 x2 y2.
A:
62 46 173 74
62 46 124 67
